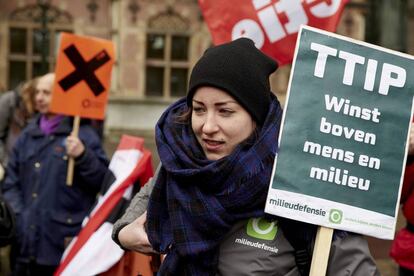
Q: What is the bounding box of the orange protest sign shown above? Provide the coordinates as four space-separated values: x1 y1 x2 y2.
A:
50 32 115 120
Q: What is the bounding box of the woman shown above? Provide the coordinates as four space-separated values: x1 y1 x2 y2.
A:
0 78 37 276
0 78 37 166
113 38 379 275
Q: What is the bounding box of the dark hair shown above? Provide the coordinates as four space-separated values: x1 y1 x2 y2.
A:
174 106 192 124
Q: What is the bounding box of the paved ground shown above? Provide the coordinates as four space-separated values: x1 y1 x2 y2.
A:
367 238 398 276
377 259 398 276
365 207 407 276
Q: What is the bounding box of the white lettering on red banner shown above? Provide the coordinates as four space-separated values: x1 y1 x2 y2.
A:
199 0 348 65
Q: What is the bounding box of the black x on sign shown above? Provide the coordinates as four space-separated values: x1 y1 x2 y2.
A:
59 44 111 96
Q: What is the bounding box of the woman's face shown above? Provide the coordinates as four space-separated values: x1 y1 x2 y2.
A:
191 87 255 160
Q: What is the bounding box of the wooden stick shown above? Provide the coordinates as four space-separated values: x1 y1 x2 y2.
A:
309 226 334 276
66 116 81 186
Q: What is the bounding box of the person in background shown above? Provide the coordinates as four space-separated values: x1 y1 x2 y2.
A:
112 38 379 275
0 78 37 276
0 79 37 168
390 122 414 275
2 73 108 276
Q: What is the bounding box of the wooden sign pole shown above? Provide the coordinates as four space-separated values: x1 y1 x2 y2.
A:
66 115 80 186
309 226 334 276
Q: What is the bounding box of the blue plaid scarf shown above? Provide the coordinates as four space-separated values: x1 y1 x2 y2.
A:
147 95 283 275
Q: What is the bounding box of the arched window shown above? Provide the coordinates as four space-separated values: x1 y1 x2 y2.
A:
8 3 72 89
145 9 190 98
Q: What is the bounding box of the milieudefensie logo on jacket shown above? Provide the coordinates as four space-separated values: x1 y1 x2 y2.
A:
234 218 279 253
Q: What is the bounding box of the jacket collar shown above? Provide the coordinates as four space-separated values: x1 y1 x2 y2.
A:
27 114 72 137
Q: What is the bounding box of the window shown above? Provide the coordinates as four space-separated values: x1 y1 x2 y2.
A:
365 0 408 52
8 4 72 89
145 11 190 99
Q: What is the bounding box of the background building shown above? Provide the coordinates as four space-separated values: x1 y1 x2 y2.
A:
0 1 413 274
1 0 413 158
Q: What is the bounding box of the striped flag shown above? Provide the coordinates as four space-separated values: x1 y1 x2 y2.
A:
55 135 154 276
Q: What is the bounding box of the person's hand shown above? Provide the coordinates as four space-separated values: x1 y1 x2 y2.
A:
409 123 414 155
65 134 85 158
118 211 157 254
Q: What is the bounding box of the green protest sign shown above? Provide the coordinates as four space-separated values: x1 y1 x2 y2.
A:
265 26 414 240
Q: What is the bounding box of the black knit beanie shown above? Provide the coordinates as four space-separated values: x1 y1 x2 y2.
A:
187 38 278 125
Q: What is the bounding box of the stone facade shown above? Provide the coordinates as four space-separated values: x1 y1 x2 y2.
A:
0 0 412 161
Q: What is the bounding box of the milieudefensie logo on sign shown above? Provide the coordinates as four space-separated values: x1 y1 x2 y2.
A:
246 218 278 240
329 209 343 224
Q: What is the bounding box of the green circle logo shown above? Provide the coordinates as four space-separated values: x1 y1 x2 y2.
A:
246 218 278 240
252 218 275 235
329 209 343 224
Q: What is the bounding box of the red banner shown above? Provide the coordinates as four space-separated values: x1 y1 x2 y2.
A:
199 0 348 66
55 135 153 276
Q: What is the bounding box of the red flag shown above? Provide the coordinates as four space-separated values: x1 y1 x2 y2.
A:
55 135 154 276
199 0 348 65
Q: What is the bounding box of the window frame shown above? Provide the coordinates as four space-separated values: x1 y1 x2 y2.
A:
145 11 191 100
7 3 73 90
